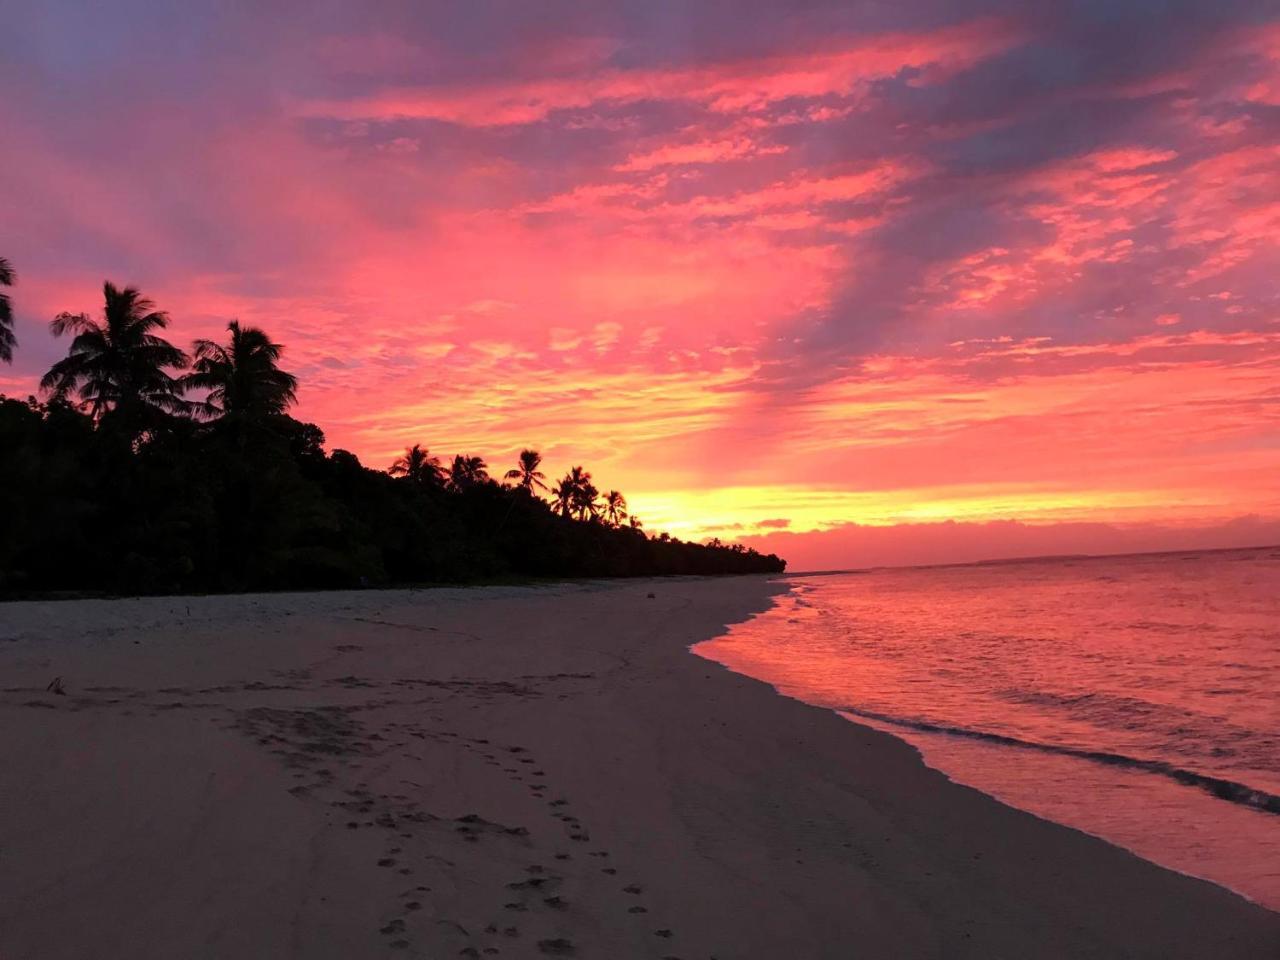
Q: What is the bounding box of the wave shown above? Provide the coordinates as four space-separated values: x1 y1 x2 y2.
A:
836 704 1280 816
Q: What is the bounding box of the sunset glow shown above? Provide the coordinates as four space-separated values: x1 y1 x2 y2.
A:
3 3 1278 569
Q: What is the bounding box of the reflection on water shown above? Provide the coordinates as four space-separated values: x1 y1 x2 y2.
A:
695 547 1280 909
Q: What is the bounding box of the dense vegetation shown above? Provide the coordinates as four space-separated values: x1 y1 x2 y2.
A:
0 268 784 596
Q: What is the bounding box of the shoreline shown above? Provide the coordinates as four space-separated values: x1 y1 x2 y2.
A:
834 708 1280 912
1 577 1276 958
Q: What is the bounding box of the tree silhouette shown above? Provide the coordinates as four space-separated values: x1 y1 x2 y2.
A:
551 476 576 517
560 465 600 521
449 454 489 489
390 444 443 485
574 478 600 522
504 449 548 493
41 282 189 432
603 490 628 526
184 320 298 421
0 258 15 363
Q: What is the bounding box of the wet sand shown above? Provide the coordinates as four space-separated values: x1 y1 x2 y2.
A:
0 577 1276 959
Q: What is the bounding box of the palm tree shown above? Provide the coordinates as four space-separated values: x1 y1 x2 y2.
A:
551 476 576 517
184 320 297 421
576 481 600 520
0 258 16 363
563 466 600 521
603 490 628 526
552 466 603 521
504 449 548 493
449 454 489 489
389 444 443 485
41 282 189 430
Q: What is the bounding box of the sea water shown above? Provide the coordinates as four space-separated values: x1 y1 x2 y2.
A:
695 547 1280 909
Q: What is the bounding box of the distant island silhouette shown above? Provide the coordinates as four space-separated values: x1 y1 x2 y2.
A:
0 271 785 595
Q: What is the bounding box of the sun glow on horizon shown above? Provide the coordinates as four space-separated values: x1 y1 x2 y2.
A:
628 480 1280 543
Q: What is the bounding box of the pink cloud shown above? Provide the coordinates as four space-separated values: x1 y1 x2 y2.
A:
615 136 787 172
294 20 1020 126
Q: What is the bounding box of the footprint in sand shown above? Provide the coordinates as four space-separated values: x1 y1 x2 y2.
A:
536 938 574 955
507 878 549 890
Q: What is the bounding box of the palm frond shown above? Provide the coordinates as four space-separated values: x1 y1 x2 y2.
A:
50 311 92 337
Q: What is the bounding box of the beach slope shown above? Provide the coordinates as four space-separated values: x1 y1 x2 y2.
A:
1 578 1275 958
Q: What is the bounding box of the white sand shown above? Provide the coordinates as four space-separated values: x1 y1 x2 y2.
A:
0 577 1275 959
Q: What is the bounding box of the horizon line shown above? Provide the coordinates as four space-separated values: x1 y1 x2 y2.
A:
784 541 1280 577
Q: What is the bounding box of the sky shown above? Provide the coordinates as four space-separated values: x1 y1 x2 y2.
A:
2 1 1278 570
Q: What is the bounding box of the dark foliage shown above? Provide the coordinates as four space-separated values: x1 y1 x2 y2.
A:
0 397 785 595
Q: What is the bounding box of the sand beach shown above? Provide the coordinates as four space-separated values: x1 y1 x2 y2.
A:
1 577 1276 959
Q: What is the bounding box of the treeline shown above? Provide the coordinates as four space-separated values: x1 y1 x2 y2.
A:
0 268 784 595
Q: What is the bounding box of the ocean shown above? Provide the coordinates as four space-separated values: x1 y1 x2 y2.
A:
694 546 1280 909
